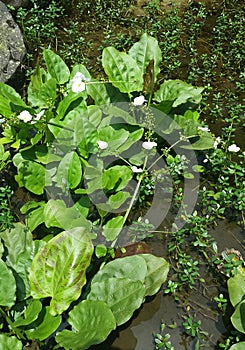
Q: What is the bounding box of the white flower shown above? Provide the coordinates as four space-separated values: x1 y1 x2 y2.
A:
97 140 108 150
71 80 86 93
35 110 45 121
17 110 32 123
198 126 210 132
142 141 157 150
228 144 240 153
203 158 208 163
73 72 86 81
214 136 221 149
131 166 143 173
133 95 146 106
71 72 88 93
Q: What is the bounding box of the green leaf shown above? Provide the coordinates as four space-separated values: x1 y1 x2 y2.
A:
138 254 169 296
0 82 27 108
57 91 86 119
229 342 245 350
44 49 70 84
0 335 22 350
98 126 129 153
87 277 145 325
102 216 124 241
0 223 38 300
15 160 51 195
102 165 133 191
91 255 148 284
154 80 204 107
25 306 62 341
30 227 93 315
181 133 214 150
12 299 42 327
86 80 111 105
95 244 107 258
25 203 45 231
129 33 162 83
44 199 91 231
0 260 16 307
56 151 82 189
102 47 143 94
56 300 116 350
116 128 144 153
231 300 245 333
108 191 131 209
228 271 245 307
37 78 57 108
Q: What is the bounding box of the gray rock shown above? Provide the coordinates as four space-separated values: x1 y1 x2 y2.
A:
0 1 26 82
2 0 30 9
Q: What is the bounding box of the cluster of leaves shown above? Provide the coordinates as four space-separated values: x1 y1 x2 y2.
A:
0 223 169 349
0 34 215 349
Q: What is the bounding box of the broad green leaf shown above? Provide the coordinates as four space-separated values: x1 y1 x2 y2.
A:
74 196 90 218
0 334 22 350
57 91 86 119
102 216 124 241
102 47 143 94
138 254 169 296
25 306 62 341
56 151 82 189
56 300 116 350
102 165 133 191
44 49 70 84
44 199 91 231
37 78 57 108
15 160 51 195
30 227 93 315
91 255 148 284
27 65 47 106
0 260 16 307
12 299 42 327
154 80 204 107
229 342 245 350
117 128 144 153
87 277 145 325
98 126 129 153
181 133 214 150
86 105 102 127
86 80 111 105
228 272 245 307
231 300 245 333
129 33 162 83
0 223 37 300
75 117 98 157
0 82 27 108
108 191 131 209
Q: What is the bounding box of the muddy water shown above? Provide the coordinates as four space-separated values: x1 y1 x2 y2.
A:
91 221 244 350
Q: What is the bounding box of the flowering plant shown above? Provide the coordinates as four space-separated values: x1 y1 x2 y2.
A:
0 34 215 349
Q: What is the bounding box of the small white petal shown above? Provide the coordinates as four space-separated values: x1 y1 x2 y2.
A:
142 141 157 150
213 136 221 149
35 110 45 120
131 166 143 173
203 158 208 163
17 110 32 123
72 80 86 93
198 126 210 132
97 140 108 149
133 95 146 106
228 144 240 152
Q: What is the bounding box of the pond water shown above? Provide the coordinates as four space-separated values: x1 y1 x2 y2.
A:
92 221 244 350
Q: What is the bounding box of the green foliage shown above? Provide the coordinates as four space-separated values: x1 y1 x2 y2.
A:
228 271 245 334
